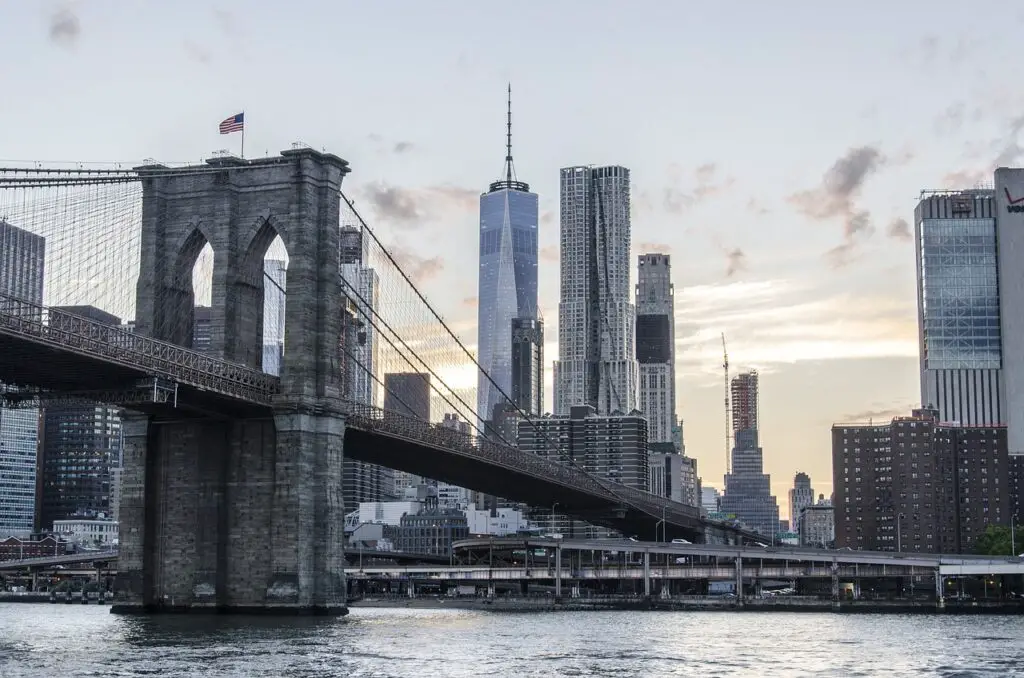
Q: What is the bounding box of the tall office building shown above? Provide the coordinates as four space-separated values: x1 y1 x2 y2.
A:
37 306 123 530
721 370 780 536
262 259 286 376
339 226 381 408
994 169 1024 456
788 472 814 535
192 306 212 353
339 228 393 503
437 414 477 509
385 372 431 494
519 405 649 490
511 317 543 415
0 220 44 537
477 86 539 424
914 189 1002 429
636 253 676 444
731 371 759 434
553 165 638 415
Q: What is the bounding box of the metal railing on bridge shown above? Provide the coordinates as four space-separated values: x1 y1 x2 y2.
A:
0 293 704 531
0 294 280 405
340 400 702 529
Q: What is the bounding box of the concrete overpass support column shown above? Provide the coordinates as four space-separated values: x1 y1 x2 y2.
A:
111 414 151 611
555 545 562 600
266 406 346 614
643 550 651 598
935 570 945 611
734 556 743 605
831 564 840 610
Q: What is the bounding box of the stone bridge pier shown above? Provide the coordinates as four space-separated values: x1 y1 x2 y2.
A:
112 148 350 614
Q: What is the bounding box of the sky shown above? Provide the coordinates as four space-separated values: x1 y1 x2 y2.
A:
4 0 1024 519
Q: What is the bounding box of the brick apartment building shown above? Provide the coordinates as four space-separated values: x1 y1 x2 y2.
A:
832 407 1009 553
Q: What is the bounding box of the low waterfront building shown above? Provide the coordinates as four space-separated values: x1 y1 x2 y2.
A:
0 534 67 561
464 503 533 537
799 496 834 548
51 518 118 548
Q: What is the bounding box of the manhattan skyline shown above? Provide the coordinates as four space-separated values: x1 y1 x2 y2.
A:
7 0 1024 514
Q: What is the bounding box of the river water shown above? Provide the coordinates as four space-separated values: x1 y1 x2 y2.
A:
1 604 1022 677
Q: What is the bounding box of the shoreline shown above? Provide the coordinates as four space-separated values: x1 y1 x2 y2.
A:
2 594 1020 615
349 596 1024 615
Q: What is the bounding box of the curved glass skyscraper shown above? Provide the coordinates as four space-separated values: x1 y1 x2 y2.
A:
477 87 538 425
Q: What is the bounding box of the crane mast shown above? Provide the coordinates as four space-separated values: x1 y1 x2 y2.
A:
722 333 731 476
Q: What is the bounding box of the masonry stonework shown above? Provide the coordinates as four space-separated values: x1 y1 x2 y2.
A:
113 148 350 614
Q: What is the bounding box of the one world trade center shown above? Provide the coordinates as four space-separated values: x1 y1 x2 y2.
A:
477 85 539 428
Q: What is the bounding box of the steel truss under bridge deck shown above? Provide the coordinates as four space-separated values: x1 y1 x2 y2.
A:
0 293 280 416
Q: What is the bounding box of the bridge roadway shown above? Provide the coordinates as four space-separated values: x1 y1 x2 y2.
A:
0 296 751 543
449 538 1024 577
0 549 450 571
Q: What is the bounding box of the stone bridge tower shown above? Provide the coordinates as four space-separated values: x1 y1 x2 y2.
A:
113 148 350 614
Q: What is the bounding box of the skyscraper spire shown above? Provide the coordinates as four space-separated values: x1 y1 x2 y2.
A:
505 82 515 184
489 83 528 192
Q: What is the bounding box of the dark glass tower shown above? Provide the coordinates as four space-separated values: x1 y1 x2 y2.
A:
477 85 539 423
511 317 543 415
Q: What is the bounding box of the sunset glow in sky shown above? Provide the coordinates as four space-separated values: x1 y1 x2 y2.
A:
5 0 1024 516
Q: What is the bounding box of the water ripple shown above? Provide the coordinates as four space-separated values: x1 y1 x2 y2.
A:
0 604 1023 677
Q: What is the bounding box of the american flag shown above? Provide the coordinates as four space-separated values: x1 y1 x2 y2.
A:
219 112 244 134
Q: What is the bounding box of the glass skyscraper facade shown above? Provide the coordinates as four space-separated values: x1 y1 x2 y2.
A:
0 220 44 537
914 191 1003 426
476 90 539 423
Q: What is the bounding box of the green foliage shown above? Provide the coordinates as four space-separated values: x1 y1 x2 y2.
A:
973 524 1024 556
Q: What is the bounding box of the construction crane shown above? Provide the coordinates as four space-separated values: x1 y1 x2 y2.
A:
721 333 731 476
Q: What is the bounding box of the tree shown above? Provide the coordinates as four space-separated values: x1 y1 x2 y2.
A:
973 524 1024 556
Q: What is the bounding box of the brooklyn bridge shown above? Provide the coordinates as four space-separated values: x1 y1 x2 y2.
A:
0 148 751 614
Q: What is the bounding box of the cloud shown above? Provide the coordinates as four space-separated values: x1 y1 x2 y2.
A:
933 102 966 137
364 184 421 223
360 182 477 227
539 245 559 263
992 114 1024 168
943 168 990 188
824 242 859 269
49 6 80 46
387 245 444 283
393 141 415 154
788 146 885 264
183 40 212 65
213 8 235 35
661 163 735 215
746 198 771 216
725 247 746 278
462 296 477 308
673 279 918 382
907 33 981 69
540 210 555 226
887 217 912 242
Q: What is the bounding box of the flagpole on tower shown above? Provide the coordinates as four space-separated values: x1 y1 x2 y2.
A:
241 111 245 159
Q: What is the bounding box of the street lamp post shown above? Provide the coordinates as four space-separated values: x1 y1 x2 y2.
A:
654 506 667 542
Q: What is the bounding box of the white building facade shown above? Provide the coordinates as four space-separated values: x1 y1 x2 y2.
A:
636 253 676 444
553 166 638 415
52 518 119 547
